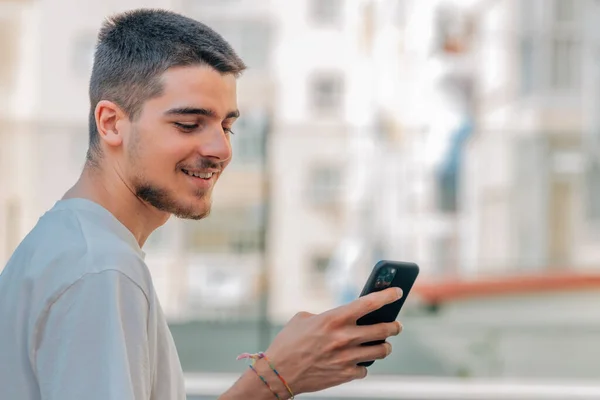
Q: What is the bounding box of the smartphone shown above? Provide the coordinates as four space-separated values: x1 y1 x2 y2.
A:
356 260 420 367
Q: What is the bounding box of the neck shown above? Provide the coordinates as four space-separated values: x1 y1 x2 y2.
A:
62 162 170 247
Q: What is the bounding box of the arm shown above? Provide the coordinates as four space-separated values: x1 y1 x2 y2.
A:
218 367 289 400
34 270 151 400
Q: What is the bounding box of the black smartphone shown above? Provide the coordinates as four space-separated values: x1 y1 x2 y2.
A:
356 260 420 367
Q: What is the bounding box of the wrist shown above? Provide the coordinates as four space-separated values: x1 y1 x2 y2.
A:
254 356 293 400
219 368 279 400
263 350 298 397
258 353 297 399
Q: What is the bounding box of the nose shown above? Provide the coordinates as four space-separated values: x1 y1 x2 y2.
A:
196 125 232 163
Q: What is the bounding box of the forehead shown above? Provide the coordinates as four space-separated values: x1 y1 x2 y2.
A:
151 65 238 115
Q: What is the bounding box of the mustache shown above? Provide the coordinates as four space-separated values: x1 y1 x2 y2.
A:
180 159 223 171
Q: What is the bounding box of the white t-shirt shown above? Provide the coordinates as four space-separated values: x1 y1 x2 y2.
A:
0 198 186 399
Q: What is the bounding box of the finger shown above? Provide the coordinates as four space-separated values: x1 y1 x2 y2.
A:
344 287 403 321
347 365 368 381
348 321 402 346
352 342 392 364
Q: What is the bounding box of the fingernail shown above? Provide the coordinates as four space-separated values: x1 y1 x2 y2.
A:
396 288 403 299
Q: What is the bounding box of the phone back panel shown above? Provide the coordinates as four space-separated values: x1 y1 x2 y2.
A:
357 260 420 327
356 261 419 366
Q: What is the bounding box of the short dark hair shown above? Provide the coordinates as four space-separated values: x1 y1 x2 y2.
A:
87 8 246 163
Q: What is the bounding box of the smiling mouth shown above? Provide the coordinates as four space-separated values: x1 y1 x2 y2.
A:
181 169 216 180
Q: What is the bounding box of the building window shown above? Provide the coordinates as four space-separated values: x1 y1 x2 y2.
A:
308 253 332 294
549 37 580 91
553 0 577 23
308 0 343 26
520 37 536 95
312 255 331 275
586 159 600 222
230 231 265 253
548 0 581 92
518 0 539 95
185 205 265 254
230 110 269 166
308 165 343 206
309 72 344 116
519 0 582 95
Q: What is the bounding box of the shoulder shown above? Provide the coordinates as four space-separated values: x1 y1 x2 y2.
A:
30 204 154 295
7 204 156 319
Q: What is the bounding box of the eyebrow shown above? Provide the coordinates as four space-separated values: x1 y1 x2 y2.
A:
165 107 240 120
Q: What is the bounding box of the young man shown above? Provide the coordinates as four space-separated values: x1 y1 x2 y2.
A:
0 9 403 400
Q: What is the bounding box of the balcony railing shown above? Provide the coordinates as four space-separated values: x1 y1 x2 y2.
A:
185 373 600 399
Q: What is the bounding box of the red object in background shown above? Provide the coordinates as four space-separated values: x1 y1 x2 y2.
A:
413 271 600 305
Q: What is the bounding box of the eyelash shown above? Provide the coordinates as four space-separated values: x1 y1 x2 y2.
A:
174 123 198 132
174 123 235 135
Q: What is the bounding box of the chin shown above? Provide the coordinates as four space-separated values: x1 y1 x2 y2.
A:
135 181 214 220
174 198 212 220
172 208 210 220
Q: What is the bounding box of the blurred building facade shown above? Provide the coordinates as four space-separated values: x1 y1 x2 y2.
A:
460 0 600 275
267 0 409 321
3 0 600 327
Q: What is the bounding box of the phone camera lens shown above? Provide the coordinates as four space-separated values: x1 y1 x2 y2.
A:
373 267 395 290
384 268 396 283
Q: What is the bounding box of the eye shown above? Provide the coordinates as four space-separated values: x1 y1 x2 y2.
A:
174 122 199 133
223 127 236 135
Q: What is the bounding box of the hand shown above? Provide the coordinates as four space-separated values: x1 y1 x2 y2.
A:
264 287 403 396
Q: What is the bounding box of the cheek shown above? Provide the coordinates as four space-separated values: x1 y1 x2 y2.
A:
137 133 187 170
126 141 177 180
160 141 193 171
144 147 182 176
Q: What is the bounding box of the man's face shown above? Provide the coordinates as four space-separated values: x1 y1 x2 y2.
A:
121 65 238 220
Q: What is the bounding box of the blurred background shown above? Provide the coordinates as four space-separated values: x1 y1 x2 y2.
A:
2 0 600 398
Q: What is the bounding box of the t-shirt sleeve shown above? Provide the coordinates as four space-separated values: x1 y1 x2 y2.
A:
34 269 152 400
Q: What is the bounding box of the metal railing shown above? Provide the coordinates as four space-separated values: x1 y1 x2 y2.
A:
185 373 600 399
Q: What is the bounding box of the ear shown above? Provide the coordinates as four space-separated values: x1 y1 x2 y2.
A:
95 100 127 148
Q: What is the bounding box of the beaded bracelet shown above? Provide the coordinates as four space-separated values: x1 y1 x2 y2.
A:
237 352 295 399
